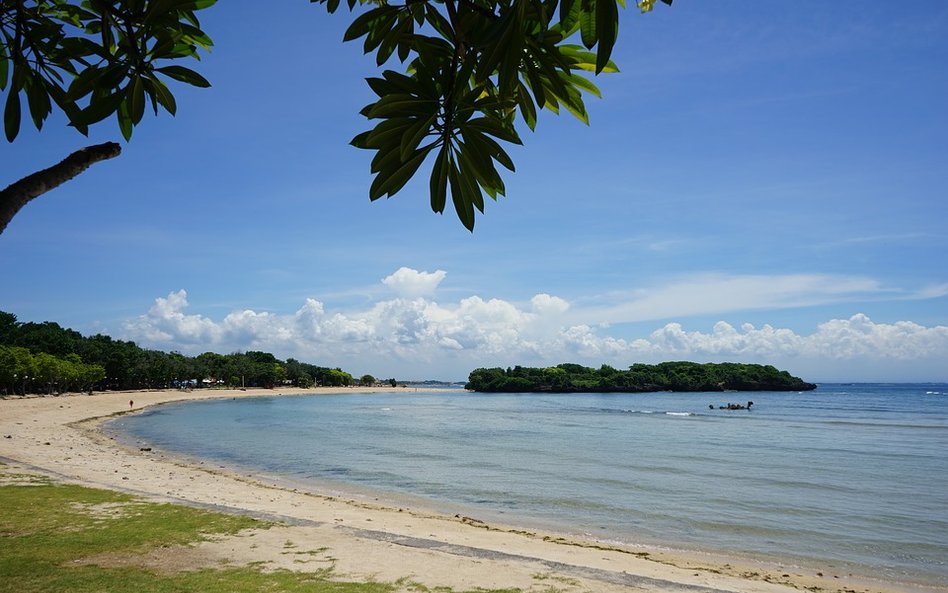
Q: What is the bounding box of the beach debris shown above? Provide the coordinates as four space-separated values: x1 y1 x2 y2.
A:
455 514 487 526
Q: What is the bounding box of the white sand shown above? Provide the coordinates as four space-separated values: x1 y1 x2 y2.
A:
1 388 941 593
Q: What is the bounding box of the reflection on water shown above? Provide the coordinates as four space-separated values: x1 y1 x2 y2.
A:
112 384 948 586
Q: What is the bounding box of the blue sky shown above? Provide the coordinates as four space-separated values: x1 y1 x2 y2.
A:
2 1 947 382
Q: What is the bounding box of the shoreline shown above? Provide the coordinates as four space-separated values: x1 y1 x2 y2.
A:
1 388 944 593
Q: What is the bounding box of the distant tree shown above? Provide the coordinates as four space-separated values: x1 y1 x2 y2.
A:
360 374 376 386
2 0 672 233
388 377 397 387
0 344 34 394
327 368 353 386
297 372 314 389
466 362 817 393
0 311 16 343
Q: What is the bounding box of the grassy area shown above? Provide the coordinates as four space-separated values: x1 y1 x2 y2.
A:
0 467 520 593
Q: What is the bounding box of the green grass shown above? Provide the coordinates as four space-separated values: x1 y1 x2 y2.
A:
0 469 526 593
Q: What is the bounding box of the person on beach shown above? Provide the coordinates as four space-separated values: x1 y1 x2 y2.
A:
129 400 133 408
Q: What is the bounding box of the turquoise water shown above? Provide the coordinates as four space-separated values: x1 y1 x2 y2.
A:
113 384 948 586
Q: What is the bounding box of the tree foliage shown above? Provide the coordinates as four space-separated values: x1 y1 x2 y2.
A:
2 0 671 234
319 0 672 229
0 0 214 142
465 362 818 393
0 310 360 394
0 345 105 394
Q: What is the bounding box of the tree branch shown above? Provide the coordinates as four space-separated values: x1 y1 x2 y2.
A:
0 141 121 234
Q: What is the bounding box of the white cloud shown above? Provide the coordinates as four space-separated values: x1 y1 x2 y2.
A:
124 290 222 345
122 270 948 381
914 283 948 300
381 267 447 297
578 273 888 324
531 293 570 315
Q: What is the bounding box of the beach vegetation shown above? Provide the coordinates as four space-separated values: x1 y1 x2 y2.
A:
0 345 104 395
0 470 532 593
0 310 360 394
1 0 672 233
466 362 817 392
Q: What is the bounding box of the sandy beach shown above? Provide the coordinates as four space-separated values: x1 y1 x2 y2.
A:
0 388 941 593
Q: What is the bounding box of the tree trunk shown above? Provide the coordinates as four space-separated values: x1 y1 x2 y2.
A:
0 142 122 234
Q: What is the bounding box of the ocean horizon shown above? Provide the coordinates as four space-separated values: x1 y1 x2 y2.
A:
110 383 948 588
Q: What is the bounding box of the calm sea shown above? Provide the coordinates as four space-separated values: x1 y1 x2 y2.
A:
112 384 948 587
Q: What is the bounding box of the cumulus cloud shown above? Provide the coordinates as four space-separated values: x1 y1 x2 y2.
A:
381 267 447 297
123 269 948 381
124 290 222 345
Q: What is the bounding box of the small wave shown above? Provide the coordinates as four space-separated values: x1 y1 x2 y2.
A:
380 407 393 411
616 409 694 417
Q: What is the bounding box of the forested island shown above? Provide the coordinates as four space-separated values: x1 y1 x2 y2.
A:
0 311 373 395
466 362 817 393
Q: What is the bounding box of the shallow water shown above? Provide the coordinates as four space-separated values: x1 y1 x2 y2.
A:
112 384 948 587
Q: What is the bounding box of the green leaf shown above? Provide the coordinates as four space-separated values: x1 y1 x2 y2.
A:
376 19 404 66
67 66 101 101
459 135 505 198
466 117 522 145
560 45 619 73
516 82 537 130
496 26 526 97
475 12 517 84
595 0 619 73
370 143 405 174
25 79 52 131
117 101 133 141
448 157 475 231
465 128 515 172
367 96 435 118
0 46 8 91
400 114 436 161
76 90 124 127
423 4 453 39
155 65 211 87
524 65 547 109
563 72 601 98
350 130 372 149
552 89 588 123
4 89 21 142
128 76 146 124
362 11 399 54
383 70 422 94
344 6 398 42
150 76 177 115
560 0 579 31
369 144 433 200
457 153 486 212
580 2 597 50
429 145 449 214
364 117 412 147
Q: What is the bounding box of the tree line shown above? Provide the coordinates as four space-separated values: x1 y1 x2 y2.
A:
0 311 382 395
465 362 817 393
